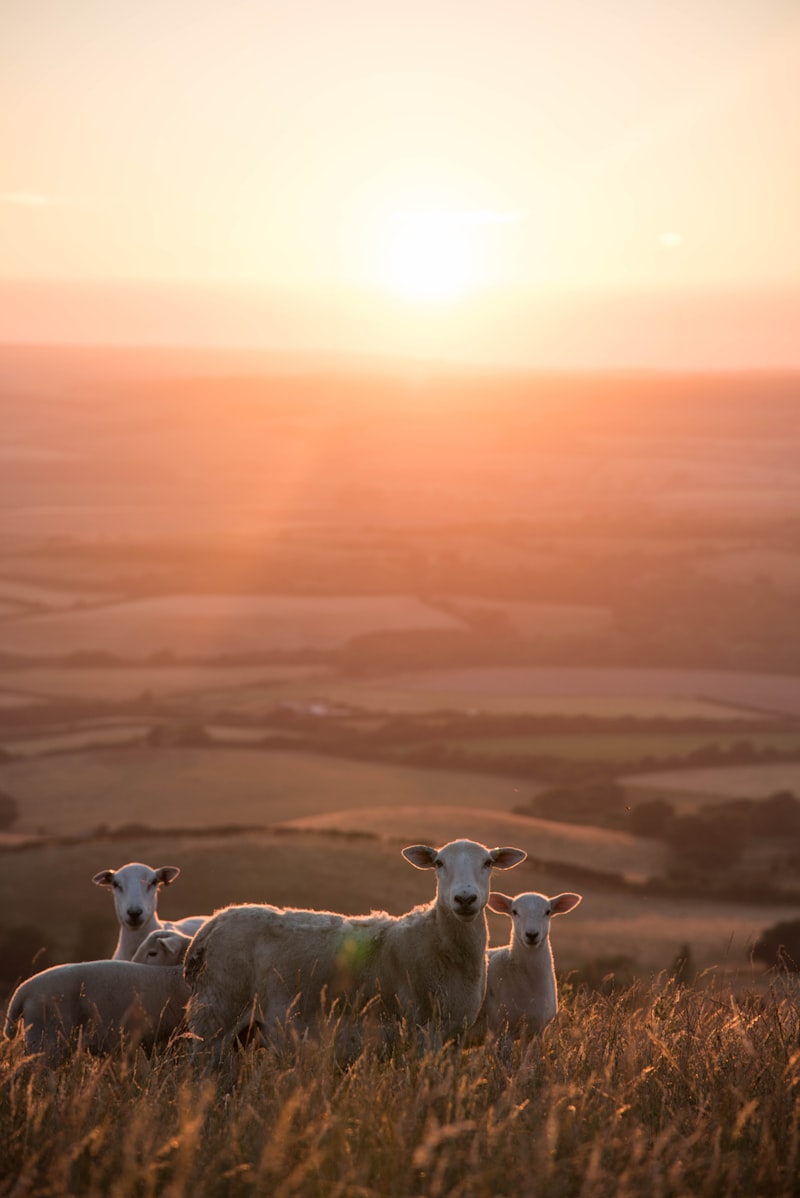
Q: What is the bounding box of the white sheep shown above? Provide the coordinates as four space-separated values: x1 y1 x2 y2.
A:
184 838 526 1058
482 890 582 1035
131 928 193 966
4 954 191 1062
92 861 207 960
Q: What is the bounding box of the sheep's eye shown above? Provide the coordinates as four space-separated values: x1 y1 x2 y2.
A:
545 909 552 917
482 859 492 870
511 908 518 917
434 859 444 869
111 880 120 890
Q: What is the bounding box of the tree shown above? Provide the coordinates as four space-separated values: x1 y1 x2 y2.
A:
628 799 675 838
666 810 747 868
753 920 800 971
0 790 19 831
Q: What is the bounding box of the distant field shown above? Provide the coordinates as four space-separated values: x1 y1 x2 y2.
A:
0 594 465 658
0 578 113 607
177 678 753 720
699 547 800 591
0 724 151 757
0 746 536 837
0 692 40 710
625 762 800 809
282 805 670 884
0 662 768 720
431 730 800 762
0 600 29 618
440 597 613 638
375 666 800 718
0 663 325 702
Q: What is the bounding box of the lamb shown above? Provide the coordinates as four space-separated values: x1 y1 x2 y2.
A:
4 953 191 1063
92 861 207 960
131 928 193 966
481 890 582 1035
184 838 527 1058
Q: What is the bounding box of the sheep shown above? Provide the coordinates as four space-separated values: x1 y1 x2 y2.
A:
92 861 207 960
4 954 191 1063
131 928 193 966
481 890 582 1035
184 838 526 1060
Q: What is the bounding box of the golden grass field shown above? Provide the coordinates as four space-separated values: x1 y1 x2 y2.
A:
3 972 800 1196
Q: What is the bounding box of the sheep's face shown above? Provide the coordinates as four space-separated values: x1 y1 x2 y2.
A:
402 840 527 923
92 862 180 930
489 891 582 948
132 929 191 966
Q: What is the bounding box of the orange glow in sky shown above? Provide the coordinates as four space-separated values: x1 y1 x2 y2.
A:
1 0 799 367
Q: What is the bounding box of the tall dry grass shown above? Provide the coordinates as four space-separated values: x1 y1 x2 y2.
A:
1 972 799 1197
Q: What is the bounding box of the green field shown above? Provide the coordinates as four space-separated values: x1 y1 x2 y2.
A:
0 746 536 837
431 730 800 763
625 761 800 809
0 663 325 703
1 724 151 757
0 594 464 657
383 666 800 718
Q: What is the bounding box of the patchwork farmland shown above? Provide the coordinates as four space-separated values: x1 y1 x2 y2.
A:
1 355 800 991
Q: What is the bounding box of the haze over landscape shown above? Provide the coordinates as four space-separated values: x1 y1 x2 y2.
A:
2 0 799 367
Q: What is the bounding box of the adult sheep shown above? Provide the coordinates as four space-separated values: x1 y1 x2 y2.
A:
481 889 582 1036
4 945 190 1063
184 838 526 1059
92 861 207 960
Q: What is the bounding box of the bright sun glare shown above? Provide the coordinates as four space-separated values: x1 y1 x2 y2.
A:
382 209 478 304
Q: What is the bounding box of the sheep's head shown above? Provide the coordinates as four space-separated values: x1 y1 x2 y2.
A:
489 891 582 948
132 929 192 966
92 862 180 930
402 839 527 922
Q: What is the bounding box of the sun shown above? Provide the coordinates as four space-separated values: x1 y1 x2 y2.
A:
381 208 478 304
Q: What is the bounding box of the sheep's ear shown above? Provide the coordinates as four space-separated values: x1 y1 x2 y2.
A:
155 866 180 886
160 933 188 958
550 893 582 916
490 847 527 870
402 845 437 869
488 892 513 915
92 870 115 887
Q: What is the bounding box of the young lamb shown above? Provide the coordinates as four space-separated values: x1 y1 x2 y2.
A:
481 890 582 1035
4 955 191 1063
92 862 207 960
130 928 193 966
184 838 526 1059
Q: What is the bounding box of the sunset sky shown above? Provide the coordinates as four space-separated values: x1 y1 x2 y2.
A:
2 0 799 368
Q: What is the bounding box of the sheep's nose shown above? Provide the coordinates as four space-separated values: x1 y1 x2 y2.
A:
524 931 541 946
454 892 478 911
127 907 144 924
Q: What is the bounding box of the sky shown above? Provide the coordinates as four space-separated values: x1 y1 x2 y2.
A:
1 0 799 368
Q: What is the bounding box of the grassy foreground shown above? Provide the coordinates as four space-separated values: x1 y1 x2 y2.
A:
1 974 799 1197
